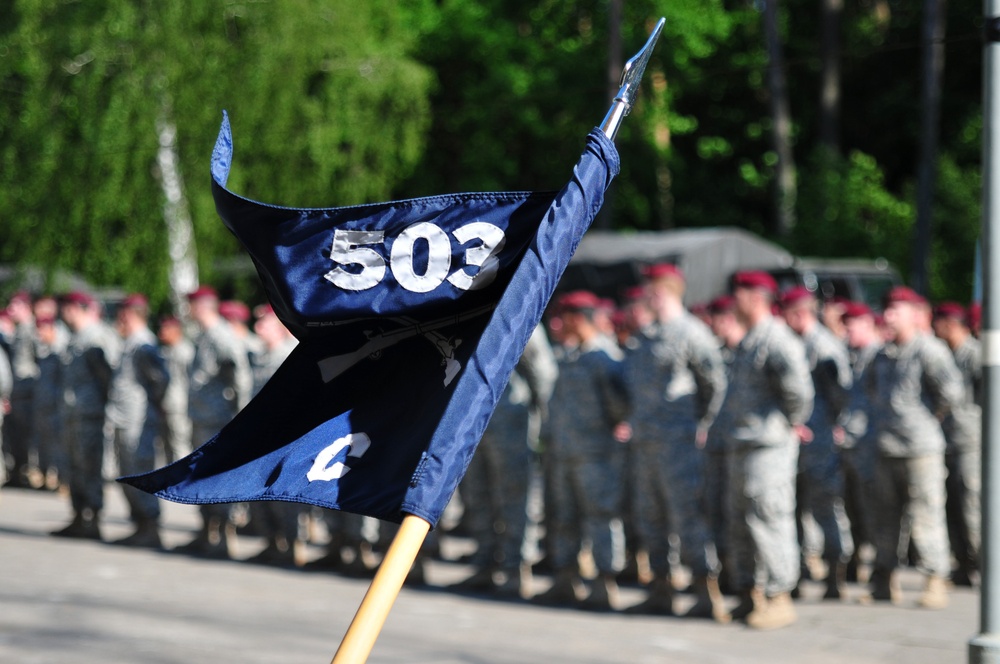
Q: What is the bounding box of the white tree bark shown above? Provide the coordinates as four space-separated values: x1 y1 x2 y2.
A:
156 105 199 315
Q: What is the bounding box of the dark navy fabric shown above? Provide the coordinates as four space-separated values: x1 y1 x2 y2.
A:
120 112 619 526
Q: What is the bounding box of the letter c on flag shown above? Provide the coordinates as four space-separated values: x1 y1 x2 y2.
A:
307 433 372 482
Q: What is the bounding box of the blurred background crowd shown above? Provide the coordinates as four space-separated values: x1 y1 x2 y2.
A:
0 258 981 631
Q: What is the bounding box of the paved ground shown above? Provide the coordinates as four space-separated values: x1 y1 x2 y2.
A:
0 485 982 663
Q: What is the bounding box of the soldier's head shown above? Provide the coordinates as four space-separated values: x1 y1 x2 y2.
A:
556 290 602 344
116 293 149 337
932 301 970 350
621 285 653 333
60 291 100 332
7 291 33 325
731 271 777 326
186 285 220 330
708 294 744 348
643 263 685 321
882 286 926 344
253 303 292 350
841 301 878 349
821 297 849 341
779 286 818 336
220 300 251 337
158 316 184 346
35 314 58 346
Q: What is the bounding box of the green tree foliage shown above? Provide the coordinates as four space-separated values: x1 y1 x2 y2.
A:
0 1 986 305
0 1 432 308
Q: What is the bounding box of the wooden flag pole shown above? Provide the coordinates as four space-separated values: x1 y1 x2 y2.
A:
331 514 431 664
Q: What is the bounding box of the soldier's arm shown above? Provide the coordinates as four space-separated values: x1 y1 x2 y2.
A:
0 347 12 400
84 346 114 397
136 344 171 413
923 341 965 419
767 336 814 426
815 349 852 421
518 326 558 413
690 334 728 431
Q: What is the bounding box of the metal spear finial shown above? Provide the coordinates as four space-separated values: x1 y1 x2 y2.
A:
600 17 666 141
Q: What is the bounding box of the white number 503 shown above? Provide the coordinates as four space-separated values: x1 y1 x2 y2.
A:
324 221 506 294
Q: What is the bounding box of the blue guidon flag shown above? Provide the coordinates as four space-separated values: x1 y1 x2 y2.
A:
121 112 619 526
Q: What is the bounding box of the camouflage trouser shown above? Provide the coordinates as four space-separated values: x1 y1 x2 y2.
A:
945 445 981 573
34 404 66 478
113 425 161 522
840 443 878 550
65 414 107 515
797 443 854 563
192 422 234 524
250 501 303 543
3 394 34 477
323 509 367 548
458 405 531 572
630 437 719 578
703 448 728 565
160 408 192 464
548 451 626 574
726 443 800 596
872 454 951 578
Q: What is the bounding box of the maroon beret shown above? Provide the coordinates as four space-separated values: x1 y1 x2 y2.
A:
622 285 647 302
883 286 926 307
186 285 218 302
643 263 684 282
557 290 602 312
61 291 96 307
933 301 967 323
969 303 982 331
121 293 148 310
779 285 816 308
708 294 736 314
840 301 873 321
219 300 250 323
9 290 31 305
732 271 778 294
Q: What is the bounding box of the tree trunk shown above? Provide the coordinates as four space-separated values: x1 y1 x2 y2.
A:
763 0 797 237
156 101 199 314
819 0 843 152
911 0 946 296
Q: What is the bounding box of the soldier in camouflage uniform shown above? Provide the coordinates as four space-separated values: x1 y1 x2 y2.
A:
157 316 194 464
835 302 883 582
107 294 170 548
175 286 252 558
245 304 302 566
3 291 38 488
705 294 746 592
931 301 981 587
723 271 814 630
33 312 69 487
0 342 12 487
618 264 728 621
867 286 963 608
535 291 629 611
51 291 121 540
452 324 557 598
780 286 854 599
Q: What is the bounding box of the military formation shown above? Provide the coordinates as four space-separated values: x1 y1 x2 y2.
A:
0 268 981 631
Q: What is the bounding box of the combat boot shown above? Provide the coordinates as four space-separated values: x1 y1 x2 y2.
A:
917 575 949 609
50 509 101 541
823 560 847 601
580 573 619 612
534 569 581 606
869 569 902 604
746 592 797 630
684 576 730 623
729 587 765 622
112 519 162 549
624 575 675 615
448 567 496 592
